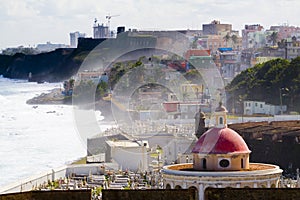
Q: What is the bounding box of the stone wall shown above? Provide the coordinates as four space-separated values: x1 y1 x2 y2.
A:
102 189 196 200
0 190 91 200
205 188 300 200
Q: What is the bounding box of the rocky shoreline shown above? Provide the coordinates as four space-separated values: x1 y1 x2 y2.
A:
26 88 71 105
26 88 114 120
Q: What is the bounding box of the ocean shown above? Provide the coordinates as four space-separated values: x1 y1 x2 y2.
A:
0 77 106 187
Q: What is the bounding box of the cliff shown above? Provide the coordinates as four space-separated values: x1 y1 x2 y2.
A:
0 38 105 83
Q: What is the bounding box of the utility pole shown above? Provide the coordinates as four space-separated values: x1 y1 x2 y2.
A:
285 39 288 59
279 88 289 115
279 88 283 115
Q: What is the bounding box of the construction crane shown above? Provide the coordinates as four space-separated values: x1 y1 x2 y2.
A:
105 14 120 32
94 18 98 26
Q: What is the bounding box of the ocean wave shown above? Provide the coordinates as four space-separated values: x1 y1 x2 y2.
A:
0 78 86 187
0 93 11 105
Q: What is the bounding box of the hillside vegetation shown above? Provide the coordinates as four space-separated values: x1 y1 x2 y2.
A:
226 57 300 113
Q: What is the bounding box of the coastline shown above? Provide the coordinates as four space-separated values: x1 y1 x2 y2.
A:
26 88 71 105
26 88 114 121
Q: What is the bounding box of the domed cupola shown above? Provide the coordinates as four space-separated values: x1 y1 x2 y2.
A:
192 103 251 171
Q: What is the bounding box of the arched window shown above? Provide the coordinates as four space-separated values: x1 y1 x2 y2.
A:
202 158 207 169
241 158 244 168
219 117 223 125
175 185 182 189
166 184 171 189
261 184 266 188
188 186 198 200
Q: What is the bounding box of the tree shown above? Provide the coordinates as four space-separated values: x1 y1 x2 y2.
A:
269 32 278 46
191 37 198 49
96 81 108 99
231 35 238 49
292 36 297 47
69 79 75 89
225 57 300 113
224 34 231 47
277 39 287 49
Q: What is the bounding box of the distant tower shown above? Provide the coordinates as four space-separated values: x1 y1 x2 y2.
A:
93 18 109 39
213 101 228 128
70 31 86 47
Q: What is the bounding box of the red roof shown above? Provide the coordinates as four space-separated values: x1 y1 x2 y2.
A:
185 49 211 59
192 127 251 154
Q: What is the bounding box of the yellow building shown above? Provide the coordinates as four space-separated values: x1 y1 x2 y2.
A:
255 56 279 65
180 83 203 100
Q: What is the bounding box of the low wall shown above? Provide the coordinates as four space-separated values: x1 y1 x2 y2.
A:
0 190 91 200
66 164 105 177
102 189 196 200
205 188 300 200
0 164 106 194
0 166 67 194
228 115 300 124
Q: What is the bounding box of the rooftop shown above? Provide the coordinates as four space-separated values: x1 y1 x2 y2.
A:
192 127 251 154
167 163 275 172
106 140 142 148
163 163 283 177
228 120 300 141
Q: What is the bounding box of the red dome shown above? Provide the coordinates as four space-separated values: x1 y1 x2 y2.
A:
192 127 251 154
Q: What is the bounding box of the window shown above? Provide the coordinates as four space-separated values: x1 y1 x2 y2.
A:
241 158 244 168
255 102 258 107
175 185 182 189
202 158 207 169
219 117 223 124
260 104 263 108
219 159 230 168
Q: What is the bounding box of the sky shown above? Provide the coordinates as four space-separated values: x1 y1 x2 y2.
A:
0 0 300 50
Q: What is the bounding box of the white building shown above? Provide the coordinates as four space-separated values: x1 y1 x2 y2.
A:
242 24 265 49
70 31 86 47
93 23 110 39
162 103 282 200
244 100 287 115
145 133 195 165
105 140 149 171
36 42 68 52
219 50 241 80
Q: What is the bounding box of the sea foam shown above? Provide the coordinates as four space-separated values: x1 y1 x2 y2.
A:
0 78 89 187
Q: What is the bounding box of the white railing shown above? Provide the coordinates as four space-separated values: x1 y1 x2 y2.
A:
0 163 106 194
0 165 67 194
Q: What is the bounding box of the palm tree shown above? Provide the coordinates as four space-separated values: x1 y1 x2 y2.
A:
270 32 278 46
278 39 287 49
292 36 297 47
223 34 231 47
231 35 238 49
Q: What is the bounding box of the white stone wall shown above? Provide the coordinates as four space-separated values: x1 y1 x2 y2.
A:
110 146 148 171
